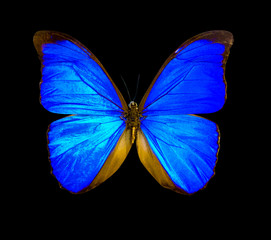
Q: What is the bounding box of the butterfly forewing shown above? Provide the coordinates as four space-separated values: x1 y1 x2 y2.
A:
139 30 233 114
34 31 128 115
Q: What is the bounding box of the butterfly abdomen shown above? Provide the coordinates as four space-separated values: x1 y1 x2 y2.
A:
125 101 141 143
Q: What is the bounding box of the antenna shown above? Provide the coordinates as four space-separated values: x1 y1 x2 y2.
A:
133 74 140 101
120 75 131 102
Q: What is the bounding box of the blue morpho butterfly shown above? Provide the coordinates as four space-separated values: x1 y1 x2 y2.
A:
34 30 233 194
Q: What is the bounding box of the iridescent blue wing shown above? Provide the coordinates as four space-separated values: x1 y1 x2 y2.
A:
34 31 132 193
139 30 233 115
137 31 233 194
48 115 131 193
137 115 219 194
34 31 128 115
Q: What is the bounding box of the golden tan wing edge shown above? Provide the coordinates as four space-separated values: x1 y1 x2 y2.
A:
76 127 132 193
136 129 188 194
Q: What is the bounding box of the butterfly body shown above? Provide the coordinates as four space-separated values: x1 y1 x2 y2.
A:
123 101 142 143
34 30 233 194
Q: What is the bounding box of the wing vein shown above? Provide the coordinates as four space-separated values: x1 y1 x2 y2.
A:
143 66 194 110
72 65 124 111
51 121 124 158
177 41 212 56
53 41 90 58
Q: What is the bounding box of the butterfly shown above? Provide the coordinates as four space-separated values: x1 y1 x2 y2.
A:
34 30 233 194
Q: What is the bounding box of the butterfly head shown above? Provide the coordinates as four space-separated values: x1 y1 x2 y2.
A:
128 101 138 109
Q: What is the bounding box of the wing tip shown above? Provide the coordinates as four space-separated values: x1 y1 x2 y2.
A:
204 30 234 45
33 30 54 52
33 30 83 54
176 30 234 55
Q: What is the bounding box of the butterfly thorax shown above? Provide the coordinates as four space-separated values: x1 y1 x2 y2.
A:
123 101 141 144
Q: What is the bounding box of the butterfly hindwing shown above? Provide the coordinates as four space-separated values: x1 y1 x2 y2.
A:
137 115 219 194
48 115 132 193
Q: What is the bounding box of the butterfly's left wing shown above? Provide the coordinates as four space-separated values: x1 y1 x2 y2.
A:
48 115 132 193
34 31 132 193
34 31 128 115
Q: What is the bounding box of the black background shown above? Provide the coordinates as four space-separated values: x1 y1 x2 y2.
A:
10 2 254 232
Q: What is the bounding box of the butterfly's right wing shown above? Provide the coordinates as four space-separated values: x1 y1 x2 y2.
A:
137 114 219 194
139 30 233 115
136 31 233 194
